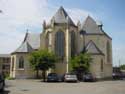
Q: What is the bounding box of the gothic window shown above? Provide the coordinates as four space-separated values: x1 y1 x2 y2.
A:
101 59 103 72
55 31 65 57
71 31 75 57
19 56 24 69
107 41 110 62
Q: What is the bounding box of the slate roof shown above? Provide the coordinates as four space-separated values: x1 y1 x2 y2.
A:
13 41 34 53
82 16 103 34
23 32 40 50
85 40 104 55
12 32 40 54
51 6 75 26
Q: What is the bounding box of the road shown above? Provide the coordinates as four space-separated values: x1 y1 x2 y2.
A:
1 79 125 94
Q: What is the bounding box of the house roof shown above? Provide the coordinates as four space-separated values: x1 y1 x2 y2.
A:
81 16 103 34
12 32 40 54
85 40 104 55
23 32 40 49
51 6 75 26
13 41 34 53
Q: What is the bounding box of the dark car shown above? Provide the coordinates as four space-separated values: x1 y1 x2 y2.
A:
47 73 61 82
83 73 96 82
0 74 5 91
112 72 122 80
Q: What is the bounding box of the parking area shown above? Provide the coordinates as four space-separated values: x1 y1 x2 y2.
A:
2 79 125 94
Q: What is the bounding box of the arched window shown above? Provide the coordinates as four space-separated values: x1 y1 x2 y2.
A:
11 57 14 71
107 41 110 62
71 31 75 57
19 56 24 69
101 59 103 72
55 31 65 57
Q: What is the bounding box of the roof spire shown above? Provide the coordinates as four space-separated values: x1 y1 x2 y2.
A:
23 29 29 42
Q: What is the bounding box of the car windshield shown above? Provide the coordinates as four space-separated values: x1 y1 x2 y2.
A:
66 73 75 75
0 75 3 80
48 73 57 76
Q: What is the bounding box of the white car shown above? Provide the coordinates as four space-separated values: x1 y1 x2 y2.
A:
64 73 78 82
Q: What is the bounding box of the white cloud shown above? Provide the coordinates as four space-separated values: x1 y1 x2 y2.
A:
0 0 49 53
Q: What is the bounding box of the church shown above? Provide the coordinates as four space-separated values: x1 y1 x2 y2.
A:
10 6 112 79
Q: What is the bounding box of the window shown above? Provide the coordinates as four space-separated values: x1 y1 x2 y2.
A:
101 59 103 72
107 41 111 62
71 31 76 57
19 56 24 69
55 31 65 57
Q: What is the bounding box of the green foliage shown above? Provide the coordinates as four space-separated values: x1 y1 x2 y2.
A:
28 49 57 80
69 53 92 72
37 49 57 71
29 49 57 70
120 64 125 70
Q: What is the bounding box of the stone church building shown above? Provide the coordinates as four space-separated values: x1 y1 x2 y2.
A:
10 6 112 79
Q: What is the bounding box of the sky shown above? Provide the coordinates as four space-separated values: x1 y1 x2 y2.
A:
0 0 125 66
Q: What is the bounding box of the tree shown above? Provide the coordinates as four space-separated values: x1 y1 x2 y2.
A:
69 52 92 80
120 64 125 70
29 49 57 81
29 51 41 78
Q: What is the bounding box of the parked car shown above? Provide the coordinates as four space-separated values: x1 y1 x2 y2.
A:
47 73 62 82
0 74 5 91
121 72 125 79
64 73 78 82
83 73 96 82
112 72 122 80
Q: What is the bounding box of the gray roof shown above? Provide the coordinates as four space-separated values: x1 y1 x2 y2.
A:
82 16 103 34
0 54 11 58
85 40 104 55
24 32 40 49
13 41 34 53
51 6 75 26
12 32 40 54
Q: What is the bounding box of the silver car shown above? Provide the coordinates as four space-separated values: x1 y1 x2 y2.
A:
64 73 78 82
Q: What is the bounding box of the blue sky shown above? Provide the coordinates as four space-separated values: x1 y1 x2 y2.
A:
0 0 125 66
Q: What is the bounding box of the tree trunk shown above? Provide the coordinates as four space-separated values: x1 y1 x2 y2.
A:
36 69 39 78
42 71 46 82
